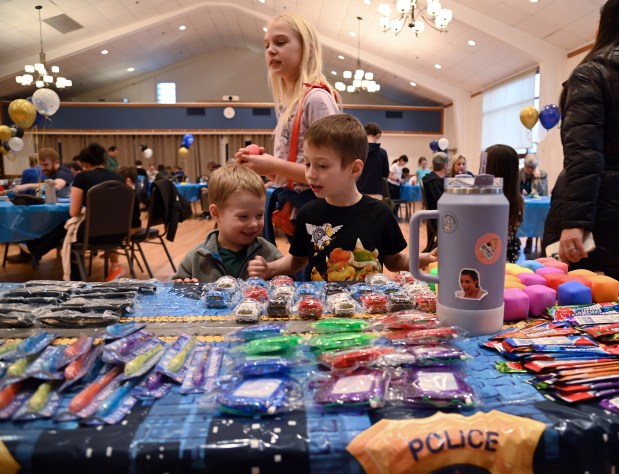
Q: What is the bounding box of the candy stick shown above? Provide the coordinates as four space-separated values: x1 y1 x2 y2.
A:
96 378 138 418
19 332 50 353
0 341 20 357
168 336 197 373
124 344 163 376
27 382 53 413
68 366 121 414
0 382 22 410
8 357 29 377
64 334 91 360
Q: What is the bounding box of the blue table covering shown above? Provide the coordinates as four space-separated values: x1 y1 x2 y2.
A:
0 200 70 243
1 282 618 473
517 196 551 239
174 183 208 203
399 183 422 202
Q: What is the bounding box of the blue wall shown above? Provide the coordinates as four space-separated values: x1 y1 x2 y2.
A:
1 103 443 134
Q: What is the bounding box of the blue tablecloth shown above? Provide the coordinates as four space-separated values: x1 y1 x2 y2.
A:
399 183 422 202
1 281 617 473
0 200 70 243
517 196 551 238
175 183 208 202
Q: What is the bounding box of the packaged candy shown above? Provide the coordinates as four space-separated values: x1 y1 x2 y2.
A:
103 329 155 363
360 292 388 314
393 271 415 285
97 321 146 340
376 344 470 367
217 375 295 416
295 283 319 301
314 368 388 409
325 293 357 317
298 296 323 320
372 310 440 331
387 367 476 409
321 282 349 299
156 334 200 383
230 354 297 377
311 318 368 334
270 275 294 288
266 296 291 318
245 277 268 289
17 331 59 358
213 276 239 292
383 326 464 345
0 311 35 328
243 285 269 303
62 345 104 389
227 323 288 342
388 292 414 312
272 285 295 300
349 282 373 299
93 377 141 424
67 366 122 415
14 381 62 421
180 345 211 394
203 289 235 309
123 341 165 378
365 273 391 287
234 298 263 323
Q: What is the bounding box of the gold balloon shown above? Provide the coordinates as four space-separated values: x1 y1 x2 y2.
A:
0 125 11 142
519 106 539 130
8 99 37 129
178 147 189 156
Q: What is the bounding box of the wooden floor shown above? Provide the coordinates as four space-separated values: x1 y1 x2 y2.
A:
0 212 425 283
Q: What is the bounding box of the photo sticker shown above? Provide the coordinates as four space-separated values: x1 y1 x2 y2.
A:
474 233 502 265
455 268 488 300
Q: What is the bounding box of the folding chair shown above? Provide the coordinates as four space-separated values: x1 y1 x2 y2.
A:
421 183 438 253
382 178 407 220
129 184 177 278
70 181 136 281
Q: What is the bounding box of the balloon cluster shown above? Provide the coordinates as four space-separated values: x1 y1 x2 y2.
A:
520 104 561 131
140 144 154 159
179 133 194 157
1 88 61 155
429 137 449 152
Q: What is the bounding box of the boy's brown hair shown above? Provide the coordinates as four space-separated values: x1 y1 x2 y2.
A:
304 114 368 167
208 165 266 209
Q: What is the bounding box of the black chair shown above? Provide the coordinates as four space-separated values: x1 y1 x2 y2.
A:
421 183 438 252
70 181 136 281
382 178 407 220
129 184 177 278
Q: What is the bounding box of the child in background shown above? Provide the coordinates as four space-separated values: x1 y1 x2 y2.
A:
235 12 340 241
485 144 524 263
248 114 437 281
415 156 431 184
173 165 282 283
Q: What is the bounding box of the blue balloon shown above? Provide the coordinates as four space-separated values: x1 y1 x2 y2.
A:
183 133 194 148
539 104 561 130
429 140 439 152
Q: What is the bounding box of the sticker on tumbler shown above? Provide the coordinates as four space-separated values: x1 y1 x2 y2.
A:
455 268 487 300
441 213 458 234
474 233 502 265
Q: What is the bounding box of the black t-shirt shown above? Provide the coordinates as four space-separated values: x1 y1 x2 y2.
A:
48 165 75 198
289 195 407 281
72 168 140 228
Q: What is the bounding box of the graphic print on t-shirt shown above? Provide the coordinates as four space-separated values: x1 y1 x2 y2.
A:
306 223 343 253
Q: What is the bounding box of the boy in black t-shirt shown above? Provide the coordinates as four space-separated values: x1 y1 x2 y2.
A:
248 114 437 281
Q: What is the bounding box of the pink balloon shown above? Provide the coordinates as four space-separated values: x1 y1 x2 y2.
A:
245 144 260 155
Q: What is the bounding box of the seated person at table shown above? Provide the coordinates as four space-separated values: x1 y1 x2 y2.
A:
519 154 548 253
13 148 74 198
173 165 282 283
248 114 437 282
449 154 474 177
415 156 431 184
21 154 43 185
420 152 448 252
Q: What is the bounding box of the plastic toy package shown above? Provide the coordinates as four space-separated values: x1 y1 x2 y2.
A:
371 310 440 331
387 291 414 312
359 292 389 314
233 335 303 356
59 365 123 420
317 346 395 371
102 329 156 363
375 344 470 367
156 334 201 383
324 293 358 317
227 322 289 342
225 352 304 378
0 331 59 363
269 275 294 288
202 277 241 309
393 271 415 285
311 318 369 334
297 296 323 320
180 345 212 394
243 284 269 303
0 306 35 328
97 321 146 340
34 308 120 327
61 345 104 391
349 282 373 300
13 380 62 421
0 383 35 420
122 341 166 379
365 273 391 287
295 283 320 301
387 366 477 409
1 285 72 299
88 376 141 425
25 337 92 380
383 326 465 346
95 277 158 294
308 332 376 354
266 295 292 318
314 368 389 409
217 374 302 416
59 297 136 314
234 298 264 324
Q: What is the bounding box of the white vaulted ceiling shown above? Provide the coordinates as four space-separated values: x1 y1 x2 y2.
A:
0 0 604 106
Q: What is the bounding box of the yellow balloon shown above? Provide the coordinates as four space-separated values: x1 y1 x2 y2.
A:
519 106 539 130
8 99 36 129
178 147 189 156
0 125 11 142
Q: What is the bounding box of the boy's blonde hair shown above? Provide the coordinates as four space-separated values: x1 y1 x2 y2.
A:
304 114 368 167
207 165 266 209
268 13 339 133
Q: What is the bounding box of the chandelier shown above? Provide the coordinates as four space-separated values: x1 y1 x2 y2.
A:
15 5 72 89
378 0 453 35
335 17 380 94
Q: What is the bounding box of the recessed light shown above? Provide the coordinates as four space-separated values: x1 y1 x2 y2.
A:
364 0 371 4
434 63 442 69
258 0 266 3
410 81 417 87
263 27 268 32
101 49 108 55
127 67 135 72
529 0 539 3
349 31 356 37
179 25 186 31
467 39 476 46
331 71 337 76
338 55 345 60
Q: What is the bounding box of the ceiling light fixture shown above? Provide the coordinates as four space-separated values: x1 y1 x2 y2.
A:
335 17 380 93
16 5 72 89
378 0 453 36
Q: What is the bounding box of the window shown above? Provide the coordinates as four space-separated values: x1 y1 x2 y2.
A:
157 82 176 104
481 70 537 152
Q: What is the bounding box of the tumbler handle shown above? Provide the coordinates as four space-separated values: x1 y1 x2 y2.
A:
409 210 439 284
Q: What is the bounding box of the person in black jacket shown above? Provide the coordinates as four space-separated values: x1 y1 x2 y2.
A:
357 122 389 199
543 0 619 278
421 152 449 252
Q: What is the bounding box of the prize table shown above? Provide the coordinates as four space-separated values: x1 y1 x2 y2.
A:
0 200 70 243
517 196 551 239
174 183 208 203
0 282 618 474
